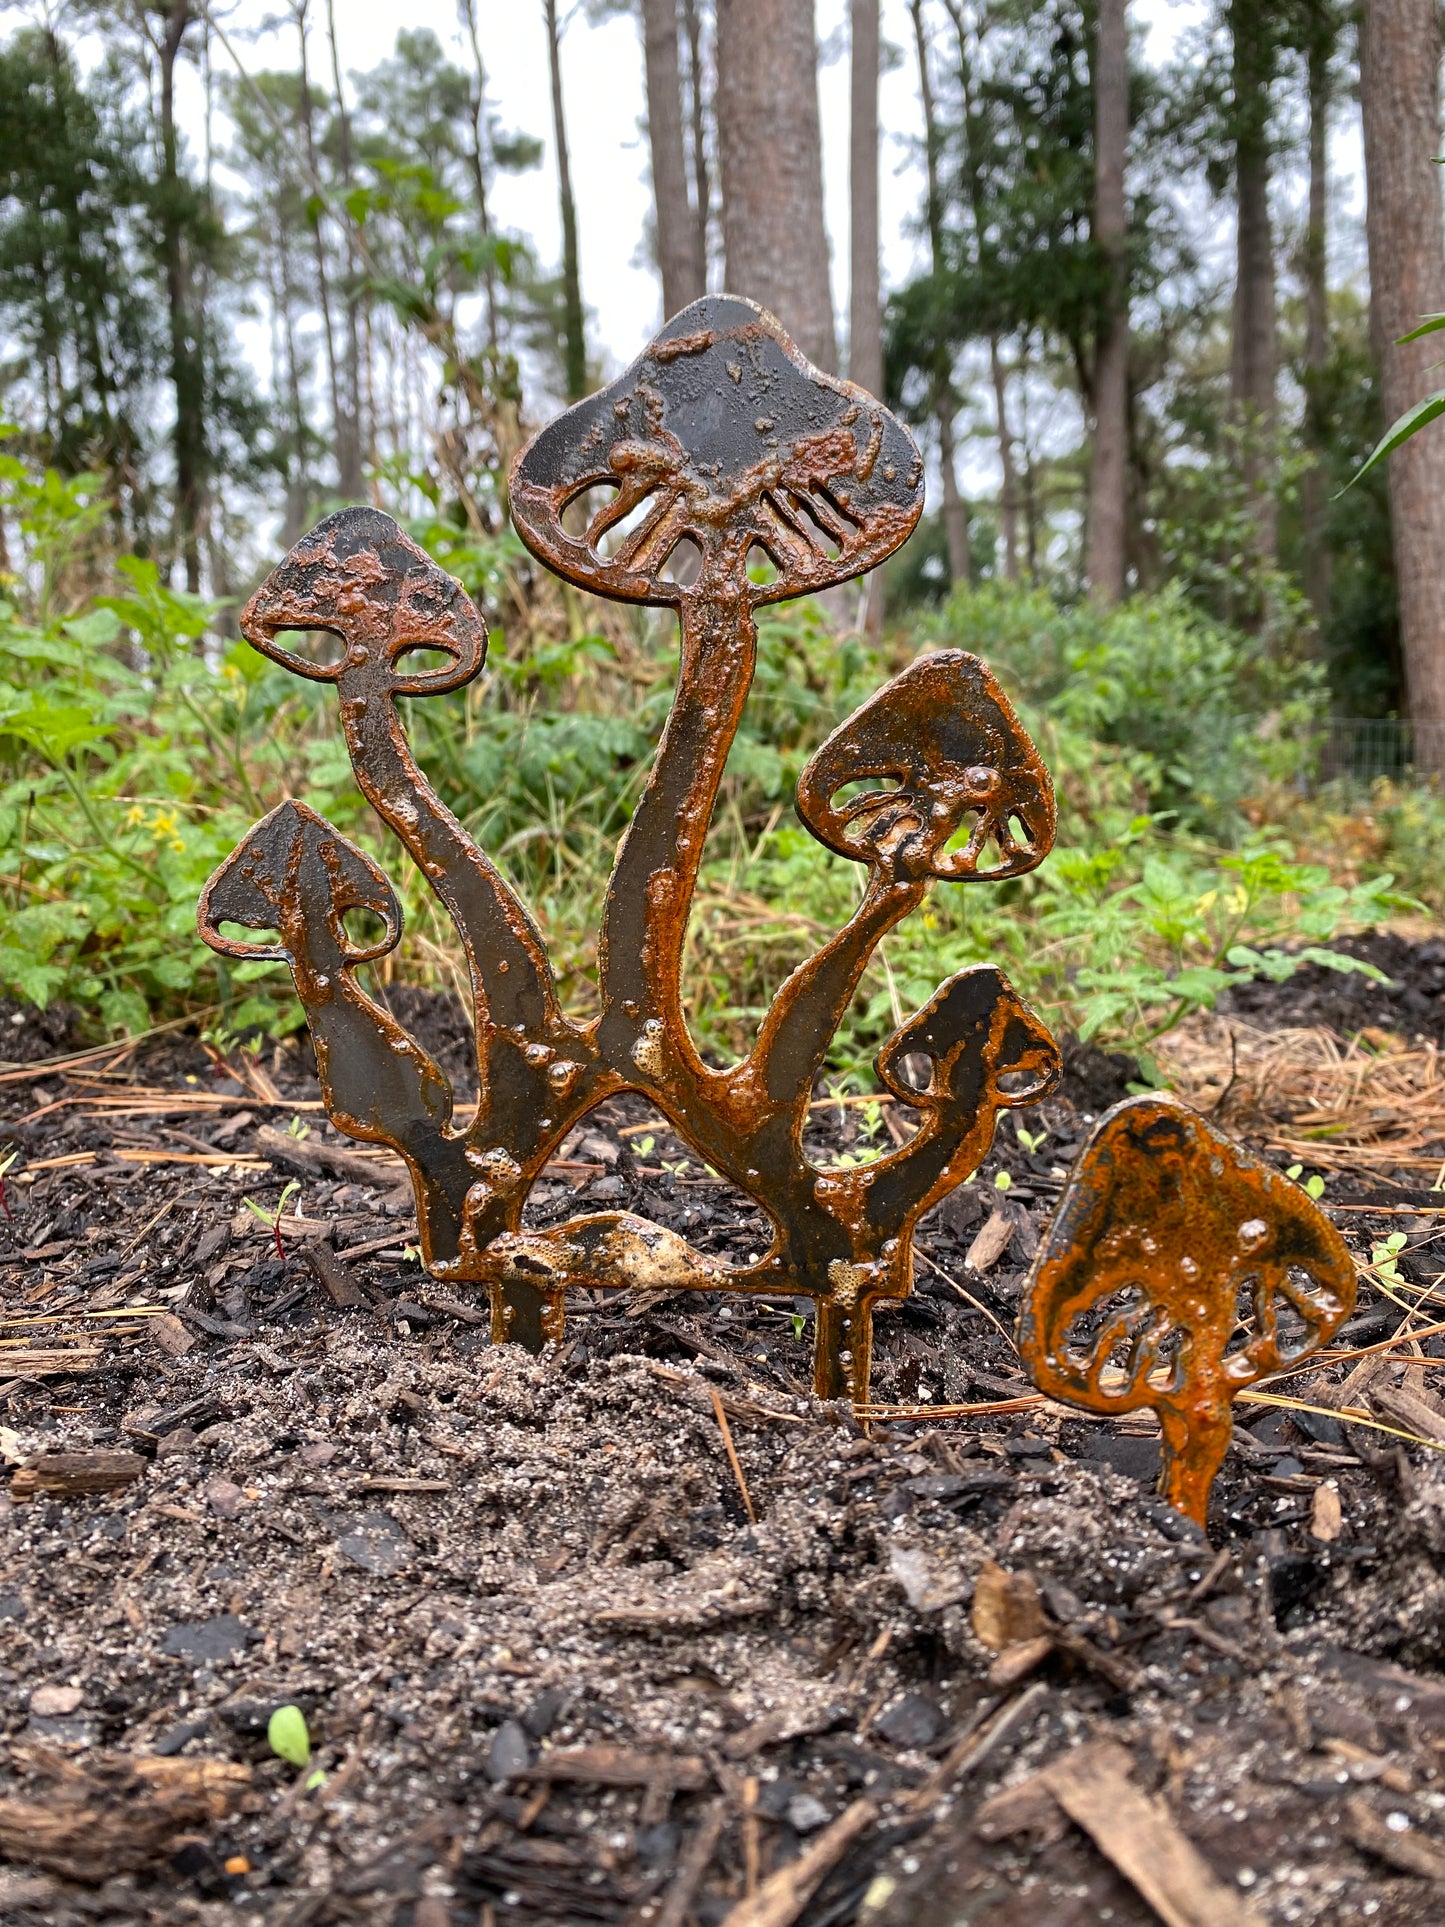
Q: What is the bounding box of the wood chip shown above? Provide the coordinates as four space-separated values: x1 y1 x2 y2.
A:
519 1744 709 1791
10 1450 144 1501
654 1799 728 1927
974 1771 1069 1844
0 1753 249 1882
148 1312 195 1359
1344 1793 1445 1879
255 1123 408 1189
304 1243 367 1309
715 1798 875 1927
1039 1739 1261 1927
1371 1383 1445 1445
965 1205 1015 1273
986 1633 1054 1691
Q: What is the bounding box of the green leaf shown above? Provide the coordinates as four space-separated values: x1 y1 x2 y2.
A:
268 1704 311 1768
1397 313 1445 344
1341 388 1445 493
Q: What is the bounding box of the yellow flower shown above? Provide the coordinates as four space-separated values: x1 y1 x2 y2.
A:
123 804 146 827
170 837 185 853
151 810 178 838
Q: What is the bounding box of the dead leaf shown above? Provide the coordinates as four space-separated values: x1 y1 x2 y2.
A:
1310 1482 1342 1542
965 1206 1015 1273
971 1559 1046 1652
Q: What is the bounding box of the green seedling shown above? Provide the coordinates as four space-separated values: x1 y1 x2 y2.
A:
1285 1164 1327 1200
635 1135 656 1158
994 1170 1012 1191
1015 1124 1047 1155
285 1115 310 1140
243 1179 300 1260
791 1314 806 1339
1372 1231 1408 1285
268 1704 310 1767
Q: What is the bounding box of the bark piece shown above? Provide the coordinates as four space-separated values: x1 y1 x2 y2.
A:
520 1744 709 1791
304 1242 367 1309
1345 1793 1445 1879
148 1312 196 1358
0 1754 249 1883
254 1123 406 1190
1040 1739 1260 1927
974 1771 1069 1844
10 1450 145 1501
716 1798 875 1927
1372 1383 1445 1444
1310 1482 1343 1542
986 1633 1053 1691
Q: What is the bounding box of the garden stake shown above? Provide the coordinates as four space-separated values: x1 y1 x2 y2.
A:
1017 1093 1357 1527
198 294 1061 1403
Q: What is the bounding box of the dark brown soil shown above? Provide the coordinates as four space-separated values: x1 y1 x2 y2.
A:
1 951 1445 1925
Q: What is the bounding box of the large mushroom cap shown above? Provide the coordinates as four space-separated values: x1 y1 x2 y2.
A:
509 294 924 606
240 507 487 696
876 965 1060 1110
1018 1093 1356 1412
795 650 1056 881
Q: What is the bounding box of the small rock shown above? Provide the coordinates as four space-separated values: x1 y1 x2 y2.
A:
30 1683 82 1717
874 1692 944 1750
299 1442 336 1468
156 1428 198 1459
787 1793 831 1833
520 1687 565 1739
1272 1455 1304 1480
488 1719 533 1782
205 1479 245 1519
162 1615 253 1664
332 1508 411 1577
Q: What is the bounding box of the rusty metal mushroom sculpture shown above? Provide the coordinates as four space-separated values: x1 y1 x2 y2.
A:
198 293 1063 1402
1017 1094 1356 1527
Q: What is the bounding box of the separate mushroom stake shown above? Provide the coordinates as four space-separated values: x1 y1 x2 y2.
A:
1017 1094 1356 1528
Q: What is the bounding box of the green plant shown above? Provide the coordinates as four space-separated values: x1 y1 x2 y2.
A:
267 1704 311 1768
243 1181 300 1260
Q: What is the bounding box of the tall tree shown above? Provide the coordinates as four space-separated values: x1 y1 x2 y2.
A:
642 0 704 317
1359 0 1445 762
681 0 711 282
1086 0 1128 604
907 0 968 585
1296 0 1336 621
325 0 366 493
1227 0 1279 564
850 0 883 634
715 0 837 372
147 0 207 591
543 0 586 399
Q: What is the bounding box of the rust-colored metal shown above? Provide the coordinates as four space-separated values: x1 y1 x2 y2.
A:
1017 1094 1356 1527
197 294 1061 1402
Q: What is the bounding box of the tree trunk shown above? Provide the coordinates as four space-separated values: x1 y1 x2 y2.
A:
682 0 711 285
1228 0 1278 565
293 1 352 498
990 338 1019 580
157 0 204 593
1360 0 1445 763
544 0 587 400
643 0 704 317
1086 0 1129 605
908 0 968 585
325 0 366 492
848 0 881 397
458 0 500 351
1300 6 1331 624
716 0 837 372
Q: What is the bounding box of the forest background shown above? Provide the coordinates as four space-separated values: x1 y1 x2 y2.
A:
1 0 1444 1087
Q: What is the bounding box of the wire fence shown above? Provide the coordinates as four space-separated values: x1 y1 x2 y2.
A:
1314 718 1445 789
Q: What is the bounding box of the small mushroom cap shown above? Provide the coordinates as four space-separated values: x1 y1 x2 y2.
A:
240 507 487 696
876 965 1061 1111
1018 1093 1356 1410
509 294 924 606
198 799 401 964
795 651 1056 880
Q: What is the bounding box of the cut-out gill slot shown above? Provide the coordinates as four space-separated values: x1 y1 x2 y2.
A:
393 643 457 678
745 540 780 586
561 481 620 540
996 1066 1049 1099
215 921 283 951
340 906 391 955
659 534 702 587
598 488 664 557
787 491 843 559
272 627 347 670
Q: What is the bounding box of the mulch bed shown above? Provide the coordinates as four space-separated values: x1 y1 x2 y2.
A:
2 951 1445 1925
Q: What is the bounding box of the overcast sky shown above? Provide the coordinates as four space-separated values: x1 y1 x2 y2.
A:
191 0 1230 380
